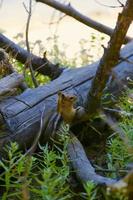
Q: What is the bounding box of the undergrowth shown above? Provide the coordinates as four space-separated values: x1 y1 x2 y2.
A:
105 89 133 199
0 125 74 200
106 89 133 177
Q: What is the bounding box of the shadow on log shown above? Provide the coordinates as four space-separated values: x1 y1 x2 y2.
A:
0 41 133 155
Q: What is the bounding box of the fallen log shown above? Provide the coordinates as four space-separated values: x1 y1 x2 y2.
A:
0 41 133 155
0 72 24 97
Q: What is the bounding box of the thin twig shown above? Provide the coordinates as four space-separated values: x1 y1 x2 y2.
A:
117 0 125 7
94 0 123 8
119 56 133 64
94 165 129 173
34 61 48 72
48 14 66 26
103 107 133 117
26 105 46 155
23 0 38 87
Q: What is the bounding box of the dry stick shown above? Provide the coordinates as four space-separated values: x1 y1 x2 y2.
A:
26 105 46 156
36 0 132 44
117 0 125 7
84 0 133 116
21 105 46 200
23 0 38 88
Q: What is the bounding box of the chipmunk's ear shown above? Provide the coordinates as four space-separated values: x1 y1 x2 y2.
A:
58 91 65 98
58 91 62 96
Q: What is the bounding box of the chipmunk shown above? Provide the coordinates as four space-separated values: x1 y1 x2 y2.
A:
57 91 77 123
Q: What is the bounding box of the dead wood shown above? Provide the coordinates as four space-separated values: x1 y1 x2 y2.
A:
67 133 116 185
0 72 24 97
68 133 133 194
0 33 64 79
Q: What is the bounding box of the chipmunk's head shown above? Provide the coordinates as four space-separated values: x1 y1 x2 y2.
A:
58 91 77 106
57 91 77 123
57 91 77 114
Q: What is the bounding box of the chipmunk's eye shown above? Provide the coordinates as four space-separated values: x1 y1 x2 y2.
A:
70 97 74 100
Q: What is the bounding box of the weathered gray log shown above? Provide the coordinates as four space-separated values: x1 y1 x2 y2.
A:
0 41 133 155
0 72 24 97
67 134 133 188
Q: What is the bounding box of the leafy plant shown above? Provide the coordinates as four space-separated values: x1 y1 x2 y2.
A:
0 125 73 200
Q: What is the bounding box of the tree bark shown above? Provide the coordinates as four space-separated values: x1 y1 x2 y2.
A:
84 0 133 116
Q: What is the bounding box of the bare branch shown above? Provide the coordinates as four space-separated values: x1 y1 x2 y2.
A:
24 0 31 52
36 0 132 44
117 0 125 7
24 0 38 87
0 33 64 79
23 2 29 14
26 105 46 155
